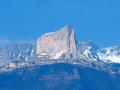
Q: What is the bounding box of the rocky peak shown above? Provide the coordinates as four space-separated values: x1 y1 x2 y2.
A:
36 25 77 59
77 41 100 60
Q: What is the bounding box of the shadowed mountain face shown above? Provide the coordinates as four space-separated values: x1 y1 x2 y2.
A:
0 63 120 90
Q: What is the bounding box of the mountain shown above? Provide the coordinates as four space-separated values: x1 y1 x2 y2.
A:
98 46 120 63
0 25 120 90
36 25 77 59
36 26 120 64
0 43 35 66
76 41 100 61
0 25 120 73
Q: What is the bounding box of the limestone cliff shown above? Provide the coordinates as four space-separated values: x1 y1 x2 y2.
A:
36 25 77 59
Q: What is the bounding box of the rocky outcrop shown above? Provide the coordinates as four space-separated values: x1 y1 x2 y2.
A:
36 25 77 59
35 25 120 63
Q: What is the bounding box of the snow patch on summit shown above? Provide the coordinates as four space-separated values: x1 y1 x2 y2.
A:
106 55 120 63
97 46 120 63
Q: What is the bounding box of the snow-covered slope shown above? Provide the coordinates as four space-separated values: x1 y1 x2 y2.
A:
76 42 120 63
97 46 120 63
0 43 36 66
77 41 100 61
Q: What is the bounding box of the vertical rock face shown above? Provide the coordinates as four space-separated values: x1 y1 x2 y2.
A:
36 25 77 59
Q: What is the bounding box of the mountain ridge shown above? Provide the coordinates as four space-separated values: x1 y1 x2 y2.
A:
0 25 120 73
36 25 120 64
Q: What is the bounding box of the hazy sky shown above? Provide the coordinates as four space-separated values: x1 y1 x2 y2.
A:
0 0 120 47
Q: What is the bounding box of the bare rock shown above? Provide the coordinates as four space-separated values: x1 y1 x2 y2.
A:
36 25 77 59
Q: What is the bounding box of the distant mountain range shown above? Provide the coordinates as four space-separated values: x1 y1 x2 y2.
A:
0 25 120 73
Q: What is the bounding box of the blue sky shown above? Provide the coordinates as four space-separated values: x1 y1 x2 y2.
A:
0 0 120 47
